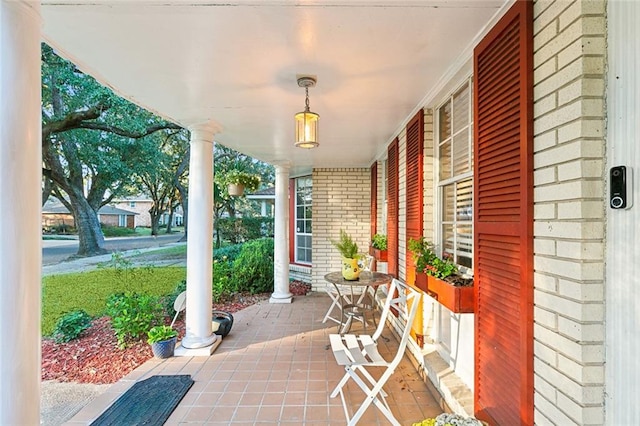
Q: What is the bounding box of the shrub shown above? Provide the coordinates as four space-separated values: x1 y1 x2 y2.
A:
216 217 274 244
213 258 233 302
105 292 163 348
52 309 92 343
164 280 187 317
101 224 137 237
230 238 274 294
213 243 243 263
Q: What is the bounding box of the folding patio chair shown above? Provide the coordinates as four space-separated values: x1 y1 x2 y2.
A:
329 278 421 426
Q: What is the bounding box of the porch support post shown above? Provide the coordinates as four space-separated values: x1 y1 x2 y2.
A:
0 1 42 423
180 124 219 350
270 163 292 303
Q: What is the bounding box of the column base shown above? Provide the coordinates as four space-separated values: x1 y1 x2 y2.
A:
270 292 293 304
180 333 218 349
175 337 221 357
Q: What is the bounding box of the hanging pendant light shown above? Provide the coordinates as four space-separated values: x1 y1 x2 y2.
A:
295 76 319 149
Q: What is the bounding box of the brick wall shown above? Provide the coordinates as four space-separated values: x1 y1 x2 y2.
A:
532 1 606 424
311 168 371 290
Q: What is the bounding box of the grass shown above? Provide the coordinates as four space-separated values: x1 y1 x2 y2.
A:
42 266 186 336
129 244 187 258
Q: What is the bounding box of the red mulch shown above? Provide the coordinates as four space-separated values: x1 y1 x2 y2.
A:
42 281 311 384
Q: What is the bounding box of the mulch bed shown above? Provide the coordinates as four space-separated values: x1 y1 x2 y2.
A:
42 281 311 384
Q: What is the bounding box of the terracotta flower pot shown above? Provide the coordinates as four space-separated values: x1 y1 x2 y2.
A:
228 183 245 196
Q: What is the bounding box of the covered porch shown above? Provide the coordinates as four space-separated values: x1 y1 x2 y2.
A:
64 293 442 425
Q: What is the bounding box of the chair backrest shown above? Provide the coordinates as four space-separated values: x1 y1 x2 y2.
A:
372 278 421 360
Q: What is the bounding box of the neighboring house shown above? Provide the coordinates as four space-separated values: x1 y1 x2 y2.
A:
112 197 184 228
42 200 137 230
246 186 275 218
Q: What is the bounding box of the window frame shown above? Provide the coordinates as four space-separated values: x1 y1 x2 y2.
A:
435 78 474 272
293 176 312 265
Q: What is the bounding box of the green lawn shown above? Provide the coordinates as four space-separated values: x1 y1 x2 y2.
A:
42 266 186 336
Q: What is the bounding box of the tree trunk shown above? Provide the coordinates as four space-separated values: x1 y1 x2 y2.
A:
165 205 174 234
176 187 188 242
69 191 107 256
150 211 162 236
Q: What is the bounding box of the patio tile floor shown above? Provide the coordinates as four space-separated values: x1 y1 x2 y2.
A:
65 293 442 425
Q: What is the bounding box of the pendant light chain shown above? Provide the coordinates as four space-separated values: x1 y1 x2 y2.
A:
305 86 310 112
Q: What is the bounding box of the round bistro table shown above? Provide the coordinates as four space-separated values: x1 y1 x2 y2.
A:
324 271 392 334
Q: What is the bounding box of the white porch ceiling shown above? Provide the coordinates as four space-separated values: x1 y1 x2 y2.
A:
41 0 506 176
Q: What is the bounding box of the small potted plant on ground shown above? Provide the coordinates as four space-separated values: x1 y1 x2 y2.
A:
369 233 388 261
331 229 362 280
147 325 178 359
226 170 261 196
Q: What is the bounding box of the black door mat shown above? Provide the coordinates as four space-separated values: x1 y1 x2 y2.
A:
90 375 194 426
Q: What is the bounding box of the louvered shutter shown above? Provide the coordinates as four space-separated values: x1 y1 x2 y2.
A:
370 163 378 239
473 1 533 425
405 110 424 287
387 139 399 277
406 110 425 346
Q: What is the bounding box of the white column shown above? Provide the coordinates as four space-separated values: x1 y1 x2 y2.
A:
270 164 292 303
181 125 218 350
0 1 41 424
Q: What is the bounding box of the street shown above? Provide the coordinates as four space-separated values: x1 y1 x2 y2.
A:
42 233 185 265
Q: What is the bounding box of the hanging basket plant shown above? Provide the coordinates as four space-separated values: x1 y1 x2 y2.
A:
226 170 261 196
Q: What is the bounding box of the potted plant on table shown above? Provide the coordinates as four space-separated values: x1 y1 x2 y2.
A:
226 170 261 196
331 229 362 281
147 325 178 359
369 233 388 262
408 237 474 313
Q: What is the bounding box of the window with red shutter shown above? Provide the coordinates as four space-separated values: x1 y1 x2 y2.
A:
387 139 399 277
370 163 378 239
473 1 533 425
405 110 424 287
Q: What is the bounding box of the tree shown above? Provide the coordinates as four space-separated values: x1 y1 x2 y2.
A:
41 43 182 256
132 130 190 236
213 143 274 247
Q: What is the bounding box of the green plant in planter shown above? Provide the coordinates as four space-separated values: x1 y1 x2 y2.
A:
331 229 359 259
147 325 178 344
408 237 437 274
226 169 261 192
408 237 459 280
371 233 387 250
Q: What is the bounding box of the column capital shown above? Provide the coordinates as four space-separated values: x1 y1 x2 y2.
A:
187 119 223 142
273 161 291 170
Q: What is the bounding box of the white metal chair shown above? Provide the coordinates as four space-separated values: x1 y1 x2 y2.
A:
329 278 421 426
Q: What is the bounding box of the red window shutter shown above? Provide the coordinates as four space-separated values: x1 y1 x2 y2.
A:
370 163 378 239
289 178 295 263
473 1 533 425
405 110 424 287
387 139 399 277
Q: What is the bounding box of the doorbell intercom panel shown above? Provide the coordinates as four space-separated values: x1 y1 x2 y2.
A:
610 166 632 209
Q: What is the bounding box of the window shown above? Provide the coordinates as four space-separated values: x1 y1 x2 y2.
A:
437 80 473 268
295 176 312 264
129 201 136 208
118 215 127 227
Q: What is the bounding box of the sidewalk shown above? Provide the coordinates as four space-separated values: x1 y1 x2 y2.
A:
42 243 186 276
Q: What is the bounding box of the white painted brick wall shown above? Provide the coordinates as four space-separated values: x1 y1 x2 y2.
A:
534 0 606 425
311 168 371 291
532 1 606 423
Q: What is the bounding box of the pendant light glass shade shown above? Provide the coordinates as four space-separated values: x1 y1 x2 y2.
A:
295 110 319 149
295 76 319 149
